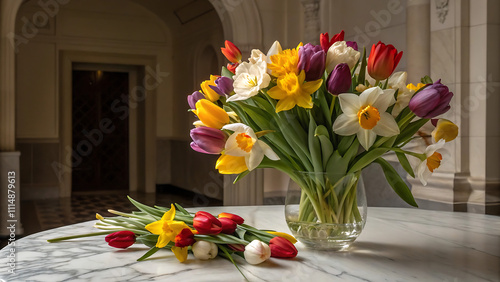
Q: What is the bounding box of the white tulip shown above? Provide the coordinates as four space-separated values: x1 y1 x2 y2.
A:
325 41 360 73
244 240 271 265
192 241 218 260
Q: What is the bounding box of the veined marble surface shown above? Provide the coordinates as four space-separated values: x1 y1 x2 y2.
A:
1 206 499 281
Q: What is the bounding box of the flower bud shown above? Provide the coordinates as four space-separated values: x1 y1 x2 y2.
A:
320 30 344 53
325 41 360 73
200 75 222 102
228 244 246 252
346 41 358 51
367 41 403 81
298 43 326 81
210 76 234 96
190 127 227 155
327 63 351 95
187 91 205 109
193 211 222 235
105 231 136 249
221 40 242 64
269 237 298 258
409 79 453 119
244 240 271 265
218 217 237 234
174 228 195 248
431 119 458 142
218 212 244 225
192 241 218 260
193 99 229 129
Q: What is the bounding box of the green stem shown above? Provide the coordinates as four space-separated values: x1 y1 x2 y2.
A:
47 231 114 243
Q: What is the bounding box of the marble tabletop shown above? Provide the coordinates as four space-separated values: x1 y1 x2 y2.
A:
1 206 499 282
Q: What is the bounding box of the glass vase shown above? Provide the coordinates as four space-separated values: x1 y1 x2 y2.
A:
285 171 367 251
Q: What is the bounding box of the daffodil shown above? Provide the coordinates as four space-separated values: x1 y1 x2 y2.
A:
416 139 446 185
267 45 301 78
267 70 323 112
228 61 271 102
333 87 399 150
145 204 191 248
222 123 280 171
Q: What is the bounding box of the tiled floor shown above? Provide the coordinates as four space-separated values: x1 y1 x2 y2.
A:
0 186 222 248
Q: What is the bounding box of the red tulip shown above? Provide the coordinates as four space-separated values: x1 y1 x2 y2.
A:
367 41 403 81
174 228 196 247
221 40 242 64
227 63 238 74
218 212 244 225
228 244 246 252
269 236 298 258
105 231 136 249
218 217 237 234
320 30 345 53
193 211 222 235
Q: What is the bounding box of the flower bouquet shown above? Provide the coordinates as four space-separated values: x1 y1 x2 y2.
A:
48 197 298 280
188 31 458 249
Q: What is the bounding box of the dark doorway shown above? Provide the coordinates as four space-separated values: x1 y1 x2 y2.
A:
72 69 129 192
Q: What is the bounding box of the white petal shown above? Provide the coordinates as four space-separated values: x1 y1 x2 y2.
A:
416 161 428 186
372 89 396 112
226 94 250 102
247 145 264 171
388 71 407 92
424 139 446 156
372 112 400 137
223 123 249 133
224 133 247 157
333 114 360 135
257 140 280 160
338 94 361 116
359 87 382 107
357 129 377 151
266 41 282 64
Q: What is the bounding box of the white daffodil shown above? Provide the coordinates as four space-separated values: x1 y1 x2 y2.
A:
248 49 266 65
222 123 279 171
333 87 399 151
325 41 360 73
415 139 446 186
228 61 271 102
388 71 410 116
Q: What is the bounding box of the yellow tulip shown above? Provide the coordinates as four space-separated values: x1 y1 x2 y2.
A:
267 231 297 244
215 153 248 174
200 75 220 102
193 99 229 129
432 119 458 142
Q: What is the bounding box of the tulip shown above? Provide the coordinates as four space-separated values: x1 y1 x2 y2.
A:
228 244 246 252
320 30 344 53
367 41 403 81
346 41 358 51
193 99 229 129
209 76 234 96
193 211 222 235
431 119 458 142
190 127 227 155
227 63 238 74
408 79 453 119
105 231 136 249
325 41 360 73
200 75 222 102
192 241 218 260
174 228 195 248
221 40 242 64
187 91 205 109
218 217 237 234
218 212 244 225
244 240 271 265
269 236 298 258
267 231 297 244
297 43 326 81
327 63 351 95
215 153 248 174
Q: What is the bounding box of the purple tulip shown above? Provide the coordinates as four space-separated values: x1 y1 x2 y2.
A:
409 79 453 119
327 63 351 95
190 127 227 154
298 43 326 81
188 91 205 109
209 76 234 96
346 41 358 51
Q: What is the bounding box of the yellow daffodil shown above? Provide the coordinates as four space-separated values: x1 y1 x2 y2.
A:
333 87 399 150
215 153 248 174
267 70 323 112
171 246 188 263
200 75 221 102
222 123 280 171
267 45 301 78
193 99 229 129
416 139 446 185
145 204 191 249
432 119 458 142
407 82 426 92
267 231 297 244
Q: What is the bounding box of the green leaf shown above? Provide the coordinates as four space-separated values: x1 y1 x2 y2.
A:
396 152 415 178
421 75 433 84
348 148 388 173
357 47 367 85
234 171 250 184
127 196 164 219
318 135 334 168
308 113 323 175
374 158 418 207
221 66 234 78
174 203 191 215
337 135 355 156
137 247 160 261
326 150 348 185
395 119 429 146
314 125 330 139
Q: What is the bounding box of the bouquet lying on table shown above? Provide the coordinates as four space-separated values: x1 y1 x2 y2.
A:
48 197 298 279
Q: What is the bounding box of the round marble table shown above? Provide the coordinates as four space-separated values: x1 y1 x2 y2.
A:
1 206 499 281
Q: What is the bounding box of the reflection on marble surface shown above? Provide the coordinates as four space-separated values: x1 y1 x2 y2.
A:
1 206 499 281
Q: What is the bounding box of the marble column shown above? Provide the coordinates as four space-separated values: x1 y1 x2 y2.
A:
406 0 430 84
300 0 321 45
